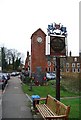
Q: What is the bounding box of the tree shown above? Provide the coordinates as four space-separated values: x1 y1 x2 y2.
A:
1 47 8 72
6 48 24 71
14 57 21 70
1 47 24 72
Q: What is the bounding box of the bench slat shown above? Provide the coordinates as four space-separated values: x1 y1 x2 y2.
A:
36 104 48 119
36 104 56 117
44 104 57 116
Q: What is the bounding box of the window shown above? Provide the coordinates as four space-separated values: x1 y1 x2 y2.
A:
77 63 80 68
54 67 56 72
77 68 80 73
48 67 51 72
66 68 69 72
72 63 75 67
28 66 30 71
74 57 77 62
53 57 56 61
54 61 56 66
47 61 51 66
72 68 76 72
66 63 69 67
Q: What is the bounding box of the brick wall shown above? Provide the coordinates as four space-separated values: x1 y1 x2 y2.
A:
31 28 47 74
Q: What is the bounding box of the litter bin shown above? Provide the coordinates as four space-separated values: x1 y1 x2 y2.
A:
31 95 40 109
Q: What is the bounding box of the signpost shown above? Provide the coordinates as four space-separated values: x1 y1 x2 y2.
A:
47 22 67 101
56 57 60 101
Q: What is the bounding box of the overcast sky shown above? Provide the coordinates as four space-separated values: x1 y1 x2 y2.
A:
0 0 80 61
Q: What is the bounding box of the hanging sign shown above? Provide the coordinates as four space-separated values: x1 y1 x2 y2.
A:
47 22 67 57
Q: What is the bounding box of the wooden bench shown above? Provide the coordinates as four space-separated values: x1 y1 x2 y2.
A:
34 95 70 120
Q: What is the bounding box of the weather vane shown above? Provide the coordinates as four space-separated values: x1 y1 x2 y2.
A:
47 22 67 37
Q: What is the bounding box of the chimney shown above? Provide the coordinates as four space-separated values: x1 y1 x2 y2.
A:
69 51 72 57
27 51 29 57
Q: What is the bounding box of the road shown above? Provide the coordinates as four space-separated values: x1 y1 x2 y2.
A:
2 76 33 119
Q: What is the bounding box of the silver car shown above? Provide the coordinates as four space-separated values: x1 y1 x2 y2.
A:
46 72 56 80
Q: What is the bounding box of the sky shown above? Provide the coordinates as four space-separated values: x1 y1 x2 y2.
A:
0 0 80 62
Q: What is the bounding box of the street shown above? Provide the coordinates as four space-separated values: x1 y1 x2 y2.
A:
1 76 33 119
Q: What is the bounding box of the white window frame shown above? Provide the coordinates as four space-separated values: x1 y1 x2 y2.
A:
54 67 56 72
47 61 51 66
76 68 80 73
72 63 75 67
72 68 76 72
66 63 69 67
77 63 80 68
74 57 77 62
47 67 51 72
66 68 69 72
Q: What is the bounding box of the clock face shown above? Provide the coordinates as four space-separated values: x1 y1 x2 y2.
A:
37 37 42 43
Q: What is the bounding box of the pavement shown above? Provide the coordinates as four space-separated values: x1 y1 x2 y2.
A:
0 92 2 120
2 76 33 119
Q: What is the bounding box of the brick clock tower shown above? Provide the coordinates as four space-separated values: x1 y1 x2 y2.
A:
31 28 46 77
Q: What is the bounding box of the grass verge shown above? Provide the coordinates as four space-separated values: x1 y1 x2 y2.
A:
61 98 80 119
22 81 79 98
21 78 80 119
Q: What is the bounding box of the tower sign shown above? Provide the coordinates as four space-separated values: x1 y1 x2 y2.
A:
47 22 67 57
47 22 67 101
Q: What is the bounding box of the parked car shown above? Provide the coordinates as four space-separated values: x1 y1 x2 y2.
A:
46 72 56 80
46 72 62 80
16 72 20 76
0 73 6 90
11 72 20 76
2 73 9 84
6 73 10 80
0 82 4 90
11 72 17 76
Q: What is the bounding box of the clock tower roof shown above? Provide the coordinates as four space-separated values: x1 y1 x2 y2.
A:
31 28 46 39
